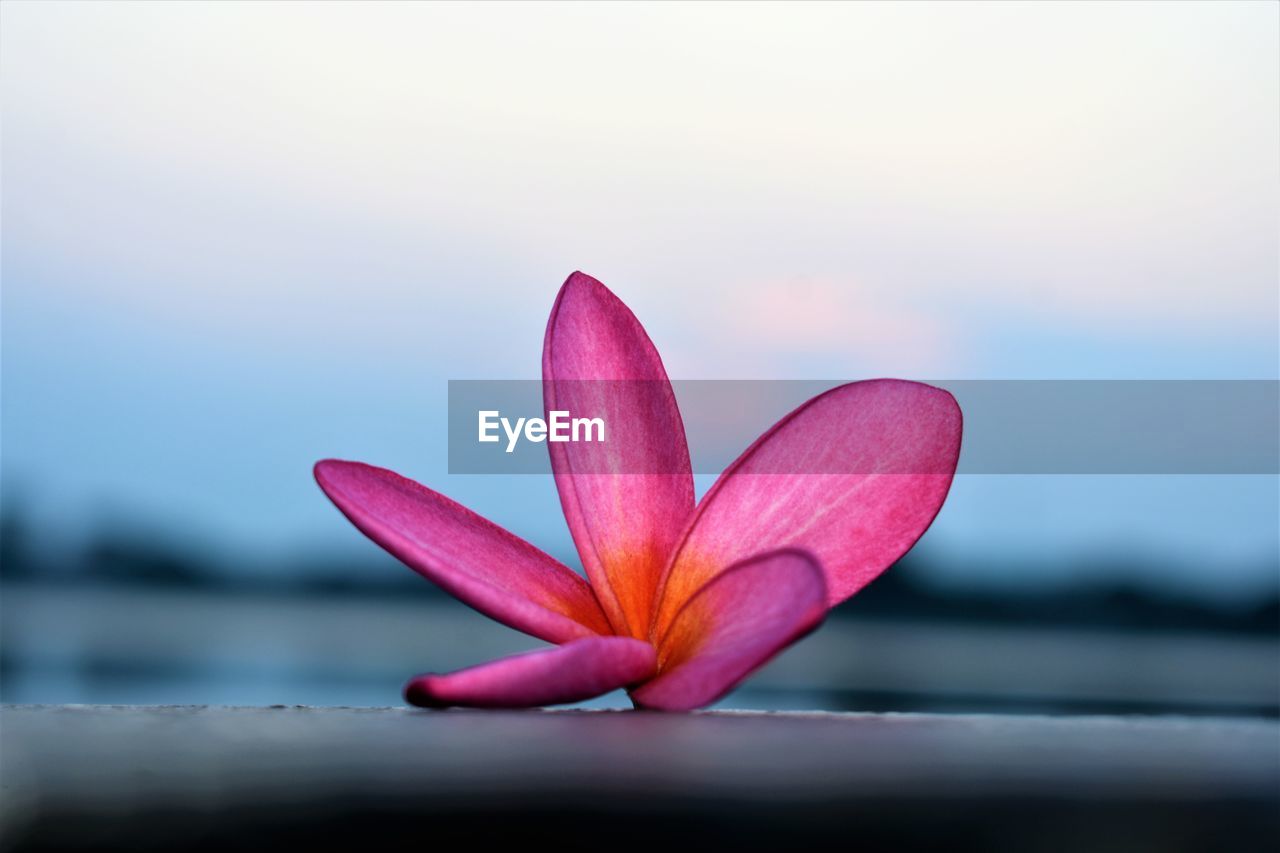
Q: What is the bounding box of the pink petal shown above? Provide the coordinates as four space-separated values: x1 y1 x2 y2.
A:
314 459 611 643
651 380 961 637
404 636 657 708
631 549 827 711
542 271 695 639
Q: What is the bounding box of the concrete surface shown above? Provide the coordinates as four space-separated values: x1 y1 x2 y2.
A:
1 705 1277 851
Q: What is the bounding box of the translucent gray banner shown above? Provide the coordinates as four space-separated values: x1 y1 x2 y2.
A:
447 380 1279 475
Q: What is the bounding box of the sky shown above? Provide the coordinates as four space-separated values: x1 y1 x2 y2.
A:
2 1 1277 600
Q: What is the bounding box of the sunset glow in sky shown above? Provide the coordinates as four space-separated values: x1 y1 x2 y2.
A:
3 2 1276 597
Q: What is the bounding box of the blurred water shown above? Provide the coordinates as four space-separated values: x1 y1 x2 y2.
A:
3 583 1274 715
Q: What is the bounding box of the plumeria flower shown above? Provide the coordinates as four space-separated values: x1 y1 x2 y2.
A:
314 272 961 711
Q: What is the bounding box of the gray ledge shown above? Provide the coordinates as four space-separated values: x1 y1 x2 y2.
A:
2 705 1277 851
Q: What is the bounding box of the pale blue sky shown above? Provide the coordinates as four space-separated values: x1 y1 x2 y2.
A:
2 2 1276 599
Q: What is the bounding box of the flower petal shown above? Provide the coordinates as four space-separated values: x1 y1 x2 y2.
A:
631 549 827 711
404 636 657 708
651 380 961 637
314 459 611 642
543 271 695 639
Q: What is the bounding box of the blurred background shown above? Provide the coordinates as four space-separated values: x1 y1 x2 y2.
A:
2 1 1277 714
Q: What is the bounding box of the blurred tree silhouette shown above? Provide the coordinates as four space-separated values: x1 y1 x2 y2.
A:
1 509 1274 636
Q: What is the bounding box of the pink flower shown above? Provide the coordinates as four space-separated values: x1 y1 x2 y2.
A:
314 272 961 711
